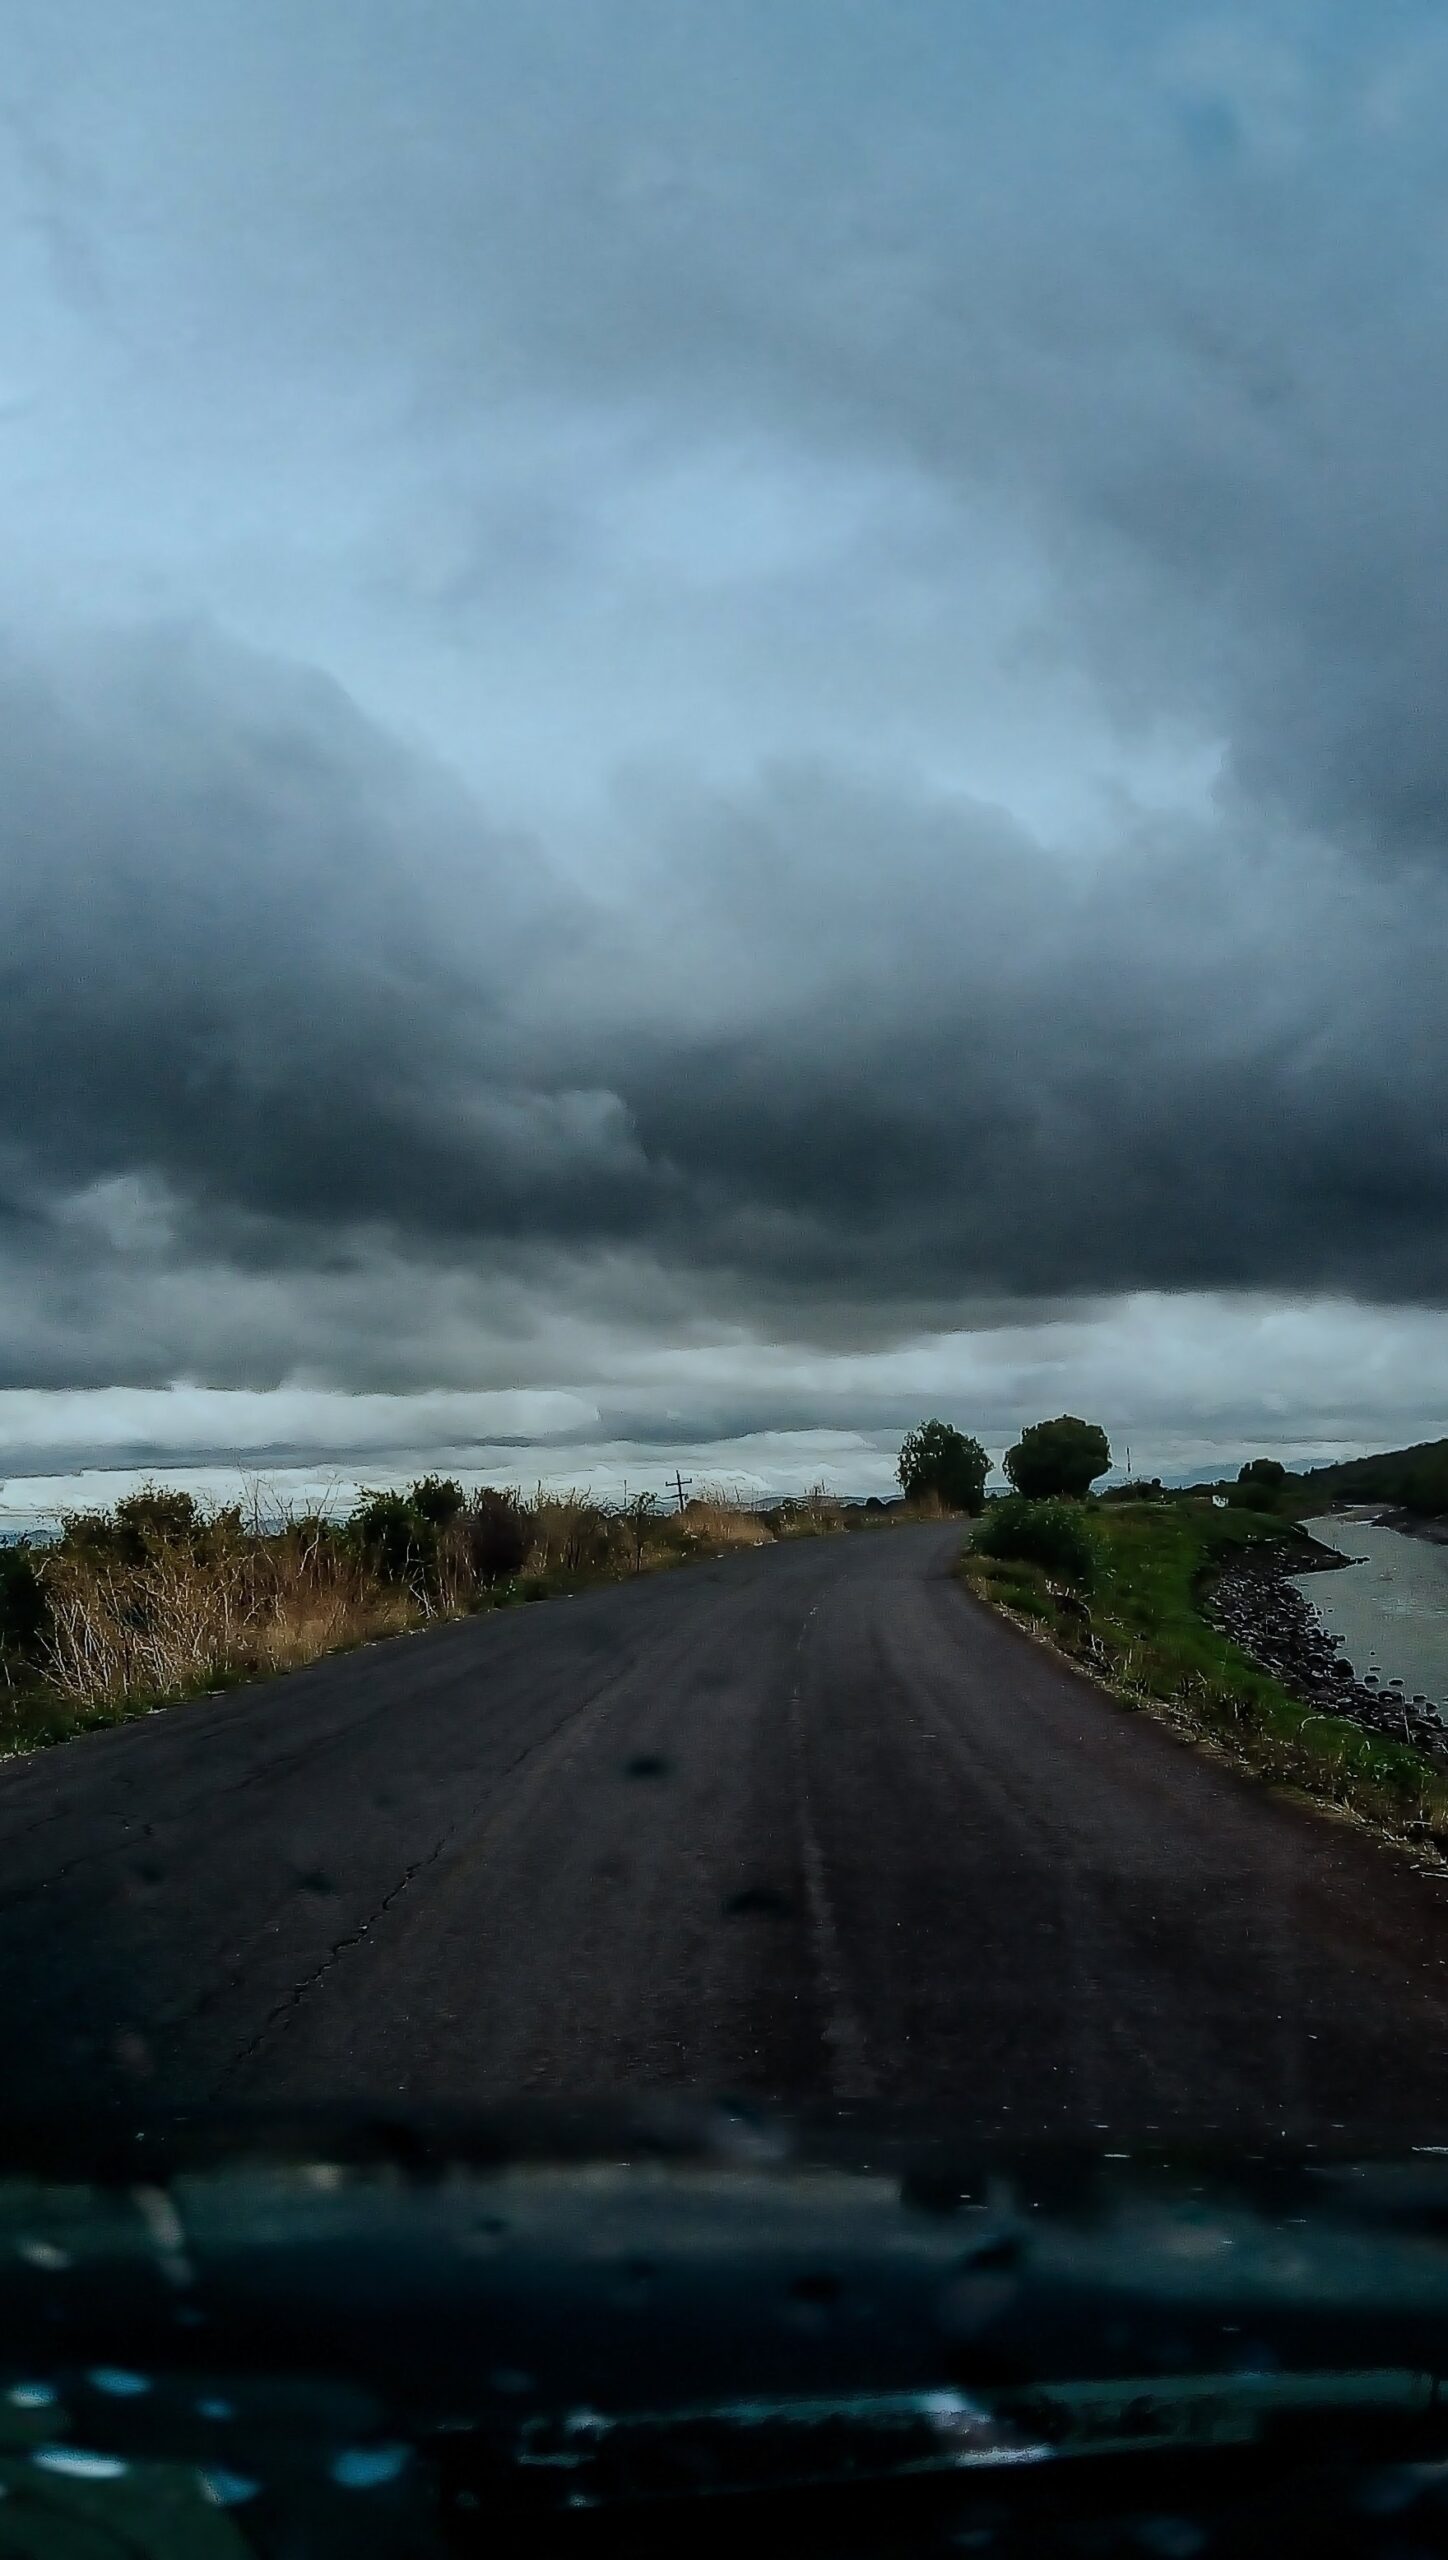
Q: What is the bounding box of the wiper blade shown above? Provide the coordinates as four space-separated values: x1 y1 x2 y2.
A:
990 2365 1443 2457
509 2368 1446 2507
515 2385 1046 2503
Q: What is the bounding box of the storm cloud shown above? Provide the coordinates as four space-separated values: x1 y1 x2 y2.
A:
5 624 1445 1376
4 2 1448 1479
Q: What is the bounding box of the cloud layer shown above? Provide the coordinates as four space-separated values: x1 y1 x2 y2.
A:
5 622 1446 1400
4 4 1448 1472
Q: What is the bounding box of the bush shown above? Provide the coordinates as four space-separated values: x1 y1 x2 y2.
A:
1238 1457 1286 1490
39 1510 411 1706
347 1489 434 1588
897 1420 990 1513
528 1495 630 1578
974 1496 1098 1587
0 1545 49 1656
464 1488 532 1584
59 1486 207 1568
409 1475 466 1530
1003 1416 1111 1501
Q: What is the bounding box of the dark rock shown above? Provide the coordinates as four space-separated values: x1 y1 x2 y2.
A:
1203 1548 1448 1763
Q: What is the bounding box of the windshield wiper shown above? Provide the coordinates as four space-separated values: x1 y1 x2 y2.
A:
510 2367 1447 2507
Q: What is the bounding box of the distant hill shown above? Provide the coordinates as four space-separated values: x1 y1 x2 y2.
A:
1296 1438 1448 1519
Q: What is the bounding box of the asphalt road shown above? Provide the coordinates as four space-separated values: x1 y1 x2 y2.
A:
1 1521 1447 2140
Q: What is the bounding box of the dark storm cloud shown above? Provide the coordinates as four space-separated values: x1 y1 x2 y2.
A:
3 622 1446 1390
5 2 1448 1407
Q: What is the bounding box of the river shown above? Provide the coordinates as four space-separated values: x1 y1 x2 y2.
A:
1293 1513 1448 1717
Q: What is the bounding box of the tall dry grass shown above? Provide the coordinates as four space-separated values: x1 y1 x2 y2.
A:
765 1483 850 1537
41 1524 411 1707
525 1491 633 1579
23 1470 873 1727
658 1490 772 1553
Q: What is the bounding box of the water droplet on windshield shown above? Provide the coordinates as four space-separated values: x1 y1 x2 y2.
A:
87 2368 151 2397
32 2448 128 2481
198 2467 260 2507
17 2240 71 2271
330 2442 410 2489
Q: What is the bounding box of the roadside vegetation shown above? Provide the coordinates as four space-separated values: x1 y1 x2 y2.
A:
897 1418 989 1512
1002 1414 1111 1500
911 1403 1448 1842
0 1477 931 1757
10 1398 1442 1848
1290 1435 1448 1523
963 1487 1448 1851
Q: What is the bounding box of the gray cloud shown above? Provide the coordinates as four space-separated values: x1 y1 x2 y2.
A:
13 0 1441 854
3 4 1448 1456
3 621 1446 1401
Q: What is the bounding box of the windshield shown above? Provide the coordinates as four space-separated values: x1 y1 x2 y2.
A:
4 4 1448 2547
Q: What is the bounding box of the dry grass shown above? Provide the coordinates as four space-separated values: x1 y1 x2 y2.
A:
662 1491 773 1552
766 1483 851 1538
41 1528 410 1707
525 1491 632 1579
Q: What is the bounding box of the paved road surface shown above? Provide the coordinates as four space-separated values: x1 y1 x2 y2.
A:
1 1522 1446 2139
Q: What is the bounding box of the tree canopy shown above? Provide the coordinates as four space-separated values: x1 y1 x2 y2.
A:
897 1419 990 1513
1003 1415 1111 1501
1237 1457 1287 1488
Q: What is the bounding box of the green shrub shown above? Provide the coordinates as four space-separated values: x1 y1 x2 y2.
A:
974 1495 1098 1587
464 1488 531 1584
0 1544 49 1656
347 1489 434 1587
113 1487 202 1555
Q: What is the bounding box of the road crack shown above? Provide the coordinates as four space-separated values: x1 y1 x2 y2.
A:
211 1826 460 2094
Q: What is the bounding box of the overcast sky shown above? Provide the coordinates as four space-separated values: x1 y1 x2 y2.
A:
5 0 1448 1513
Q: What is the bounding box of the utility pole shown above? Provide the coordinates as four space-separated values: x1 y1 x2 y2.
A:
671 1468 692 1514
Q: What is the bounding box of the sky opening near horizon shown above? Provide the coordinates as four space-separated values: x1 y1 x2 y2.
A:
5 1 1448 1520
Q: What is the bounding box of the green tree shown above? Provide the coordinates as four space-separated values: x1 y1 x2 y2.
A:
897 1420 990 1513
1003 1416 1111 1501
1237 1458 1286 1490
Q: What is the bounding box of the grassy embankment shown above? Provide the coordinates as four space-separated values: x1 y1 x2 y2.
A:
0 1479 918 1760
962 1496 1448 1849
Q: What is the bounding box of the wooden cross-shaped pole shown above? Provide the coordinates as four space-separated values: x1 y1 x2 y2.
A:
671 1468 691 1514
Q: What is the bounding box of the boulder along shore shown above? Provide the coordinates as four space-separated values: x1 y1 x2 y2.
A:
1204 1532 1448 1761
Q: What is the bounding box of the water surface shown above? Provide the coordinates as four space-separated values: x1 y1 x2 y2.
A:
1293 1514 1448 1715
